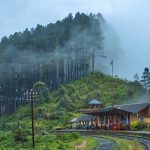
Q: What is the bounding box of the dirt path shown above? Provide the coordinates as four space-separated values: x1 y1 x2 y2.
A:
75 141 87 149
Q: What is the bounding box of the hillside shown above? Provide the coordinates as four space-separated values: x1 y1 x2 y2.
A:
0 72 144 149
0 72 143 127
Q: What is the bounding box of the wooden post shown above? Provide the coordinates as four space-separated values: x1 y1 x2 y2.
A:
112 113 114 126
126 114 129 125
119 112 121 130
26 89 37 149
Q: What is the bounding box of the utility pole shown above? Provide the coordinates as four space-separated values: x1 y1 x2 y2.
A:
26 89 37 149
110 59 114 119
110 60 113 77
92 49 95 72
31 90 34 149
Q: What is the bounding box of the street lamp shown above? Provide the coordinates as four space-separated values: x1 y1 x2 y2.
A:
25 89 38 149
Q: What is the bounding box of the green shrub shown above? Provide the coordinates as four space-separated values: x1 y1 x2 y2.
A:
54 125 64 130
12 129 28 142
56 132 80 143
70 132 80 139
66 124 72 129
0 132 9 141
36 134 57 143
130 120 145 130
56 134 72 142
76 124 85 129
57 141 66 150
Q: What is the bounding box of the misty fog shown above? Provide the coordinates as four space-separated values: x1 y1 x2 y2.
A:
1 0 150 80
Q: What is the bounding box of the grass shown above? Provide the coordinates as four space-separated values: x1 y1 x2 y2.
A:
103 136 144 150
143 127 150 131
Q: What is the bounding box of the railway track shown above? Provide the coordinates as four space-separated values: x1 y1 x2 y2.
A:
92 134 150 150
55 130 150 150
112 134 150 150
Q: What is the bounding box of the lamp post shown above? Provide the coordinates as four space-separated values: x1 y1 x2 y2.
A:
26 89 38 149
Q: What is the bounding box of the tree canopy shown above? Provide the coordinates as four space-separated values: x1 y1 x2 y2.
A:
0 12 106 114
0 13 104 97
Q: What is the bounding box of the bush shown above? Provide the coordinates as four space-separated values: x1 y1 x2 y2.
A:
56 132 80 142
70 132 80 139
76 124 85 129
56 134 72 142
0 132 9 141
130 120 145 130
13 129 28 142
65 124 72 129
36 134 57 143
54 125 64 130
57 141 66 150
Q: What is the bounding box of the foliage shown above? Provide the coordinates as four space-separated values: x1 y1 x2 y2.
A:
0 131 97 150
12 128 28 142
130 120 146 131
53 72 142 109
56 132 80 142
141 67 150 90
54 125 65 130
33 81 49 102
0 72 144 149
133 73 139 81
33 81 48 94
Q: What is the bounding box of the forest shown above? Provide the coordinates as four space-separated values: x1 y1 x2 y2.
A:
0 12 106 114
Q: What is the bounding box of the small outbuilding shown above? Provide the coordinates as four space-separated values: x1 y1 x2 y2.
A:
77 114 96 126
70 114 96 129
70 118 78 129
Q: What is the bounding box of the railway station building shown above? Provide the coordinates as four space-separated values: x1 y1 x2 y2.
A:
79 99 150 130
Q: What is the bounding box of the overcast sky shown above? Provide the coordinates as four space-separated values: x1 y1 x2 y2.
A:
0 0 150 80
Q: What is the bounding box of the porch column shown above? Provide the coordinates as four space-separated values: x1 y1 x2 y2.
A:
126 114 129 125
91 115 94 126
119 112 121 130
104 115 107 129
112 113 114 125
108 115 110 129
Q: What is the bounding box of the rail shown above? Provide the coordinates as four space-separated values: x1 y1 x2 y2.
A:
55 130 150 150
